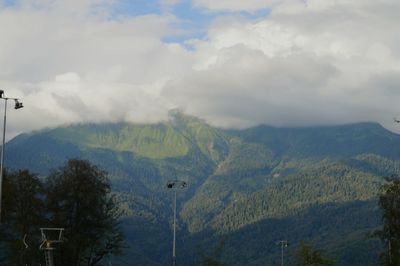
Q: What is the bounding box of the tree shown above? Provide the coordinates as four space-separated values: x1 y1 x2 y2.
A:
295 242 334 266
375 176 400 265
0 170 46 265
200 240 229 266
45 159 124 266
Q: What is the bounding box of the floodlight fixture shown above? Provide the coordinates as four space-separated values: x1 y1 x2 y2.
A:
166 180 187 189
14 99 23 109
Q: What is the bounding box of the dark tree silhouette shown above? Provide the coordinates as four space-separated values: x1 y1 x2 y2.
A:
45 159 124 266
0 170 45 265
295 241 334 266
375 176 400 265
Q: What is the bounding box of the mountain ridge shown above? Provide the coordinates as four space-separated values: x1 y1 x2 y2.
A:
3 113 397 265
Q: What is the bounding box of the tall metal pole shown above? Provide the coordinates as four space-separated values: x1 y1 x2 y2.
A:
277 240 288 266
166 180 187 266
0 99 7 222
44 249 54 266
173 190 177 266
389 229 392 265
0 91 22 223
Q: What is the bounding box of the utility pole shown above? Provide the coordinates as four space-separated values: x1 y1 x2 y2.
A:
166 180 187 266
0 90 23 222
277 240 288 266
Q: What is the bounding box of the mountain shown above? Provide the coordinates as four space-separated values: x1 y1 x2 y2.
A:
4 111 400 265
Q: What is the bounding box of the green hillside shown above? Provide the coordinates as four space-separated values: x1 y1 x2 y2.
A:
235 122 400 159
4 112 400 265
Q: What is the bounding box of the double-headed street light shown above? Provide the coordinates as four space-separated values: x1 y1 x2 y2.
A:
0 90 24 222
166 180 187 266
277 240 289 266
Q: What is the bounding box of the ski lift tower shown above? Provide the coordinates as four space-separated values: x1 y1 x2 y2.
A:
39 228 64 266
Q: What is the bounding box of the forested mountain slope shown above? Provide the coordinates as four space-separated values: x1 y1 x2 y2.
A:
5 111 400 265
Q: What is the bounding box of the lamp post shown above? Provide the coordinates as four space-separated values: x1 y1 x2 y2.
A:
0 90 23 222
166 180 187 266
277 240 289 266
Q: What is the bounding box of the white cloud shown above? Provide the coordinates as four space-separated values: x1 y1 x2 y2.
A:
160 0 181 7
0 0 193 137
163 0 400 131
1 0 400 138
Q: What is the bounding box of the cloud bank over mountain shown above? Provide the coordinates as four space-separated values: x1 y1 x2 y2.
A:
1 0 400 137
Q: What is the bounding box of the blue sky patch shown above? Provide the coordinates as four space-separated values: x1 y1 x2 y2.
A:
110 0 163 17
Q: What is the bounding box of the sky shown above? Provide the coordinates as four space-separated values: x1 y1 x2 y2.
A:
1 0 400 138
